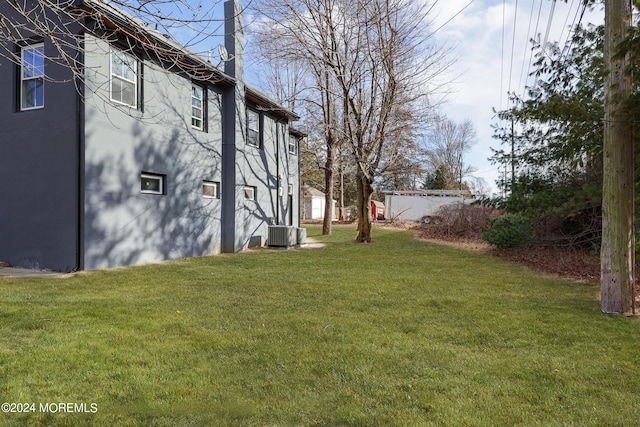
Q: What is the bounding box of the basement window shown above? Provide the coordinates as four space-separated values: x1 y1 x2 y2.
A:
244 185 256 201
141 173 165 195
203 180 220 199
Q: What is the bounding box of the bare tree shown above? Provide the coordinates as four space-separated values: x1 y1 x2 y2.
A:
249 0 344 235
251 0 452 241
423 117 477 190
0 0 229 105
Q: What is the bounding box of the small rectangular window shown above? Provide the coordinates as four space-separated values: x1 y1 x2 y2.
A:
244 185 256 201
288 184 294 195
203 180 220 199
111 49 138 107
141 172 165 195
21 44 44 110
288 134 297 155
246 109 259 147
191 85 204 130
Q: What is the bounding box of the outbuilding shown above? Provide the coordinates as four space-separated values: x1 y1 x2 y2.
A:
371 200 385 221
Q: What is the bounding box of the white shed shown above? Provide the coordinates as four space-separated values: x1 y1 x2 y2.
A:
303 187 337 221
384 190 473 222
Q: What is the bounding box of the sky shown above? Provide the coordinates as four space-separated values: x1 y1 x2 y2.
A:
165 0 606 196
427 0 605 195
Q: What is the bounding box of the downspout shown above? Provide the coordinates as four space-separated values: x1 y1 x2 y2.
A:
275 120 279 225
298 135 302 228
76 29 86 271
275 118 284 225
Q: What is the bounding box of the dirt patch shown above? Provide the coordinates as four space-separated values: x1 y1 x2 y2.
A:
406 222 601 283
489 246 600 282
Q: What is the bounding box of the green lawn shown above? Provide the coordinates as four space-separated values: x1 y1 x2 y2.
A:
0 225 639 426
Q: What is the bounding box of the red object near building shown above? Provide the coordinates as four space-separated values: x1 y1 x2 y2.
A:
371 200 385 222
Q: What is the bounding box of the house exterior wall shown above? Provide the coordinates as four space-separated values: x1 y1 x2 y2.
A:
236 109 300 248
0 0 301 272
240 110 275 248
279 122 300 228
82 35 224 269
0 6 81 271
222 0 300 250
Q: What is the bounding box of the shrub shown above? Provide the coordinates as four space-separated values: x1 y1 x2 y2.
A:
482 214 534 249
431 203 495 239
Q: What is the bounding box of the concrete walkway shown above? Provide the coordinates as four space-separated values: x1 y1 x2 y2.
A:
299 237 326 249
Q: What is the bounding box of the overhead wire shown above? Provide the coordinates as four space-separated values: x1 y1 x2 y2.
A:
557 0 577 47
506 0 519 108
517 0 540 98
559 0 588 66
426 0 476 39
498 0 602 191
542 0 557 54
524 0 556 95
500 0 506 110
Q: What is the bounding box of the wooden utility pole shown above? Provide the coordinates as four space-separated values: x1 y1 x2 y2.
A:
601 0 635 314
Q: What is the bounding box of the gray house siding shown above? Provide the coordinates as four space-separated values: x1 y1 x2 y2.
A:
221 0 247 254
0 0 302 272
241 111 277 248
279 122 300 228
82 35 224 269
0 17 81 271
239 109 300 247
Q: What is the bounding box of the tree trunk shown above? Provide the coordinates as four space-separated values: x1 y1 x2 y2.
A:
355 168 374 243
322 140 336 235
601 0 635 314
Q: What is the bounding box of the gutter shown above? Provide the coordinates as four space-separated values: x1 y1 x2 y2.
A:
77 0 235 87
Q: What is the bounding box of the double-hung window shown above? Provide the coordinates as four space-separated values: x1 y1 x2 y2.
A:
21 44 44 110
246 109 260 147
288 134 298 155
111 49 138 107
191 85 204 130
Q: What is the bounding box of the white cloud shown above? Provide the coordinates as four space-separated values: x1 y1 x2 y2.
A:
427 0 604 194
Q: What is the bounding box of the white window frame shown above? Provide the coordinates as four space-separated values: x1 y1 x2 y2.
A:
20 43 45 111
202 180 220 199
191 85 204 130
246 109 260 147
110 49 138 108
244 185 256 201
288 184 294 196
288 134 298 155
141 173 165 195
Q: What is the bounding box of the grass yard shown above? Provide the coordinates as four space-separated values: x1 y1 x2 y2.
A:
0 225 639 426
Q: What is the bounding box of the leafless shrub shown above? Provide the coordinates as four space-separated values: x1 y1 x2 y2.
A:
432 202 497 239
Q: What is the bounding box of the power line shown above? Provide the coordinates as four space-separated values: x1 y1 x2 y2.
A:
558 0 577 45
542 0 557 51
517 0 540 99
559 0 587 65
507 0 519 108
427 0 477 39
500 0 506 110
527 0 556 93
